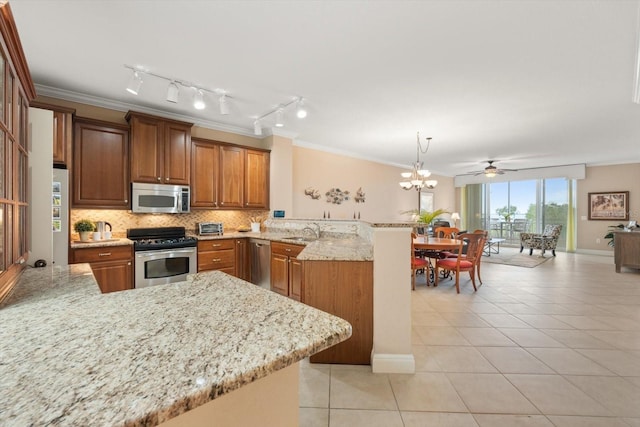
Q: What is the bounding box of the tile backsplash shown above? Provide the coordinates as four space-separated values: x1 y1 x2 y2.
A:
70 209 269 239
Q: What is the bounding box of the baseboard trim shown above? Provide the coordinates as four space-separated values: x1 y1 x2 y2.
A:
575 249 614 256
371 352 415 374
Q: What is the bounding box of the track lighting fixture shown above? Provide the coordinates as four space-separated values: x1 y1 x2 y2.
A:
126 71 143 95
296 98 307 119
274 108 284 127
123 65 308 134
166 81 179 103
253 120 262 136
219 94 229 115
193 89 206 110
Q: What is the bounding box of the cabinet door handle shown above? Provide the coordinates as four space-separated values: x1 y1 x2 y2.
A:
98 252 112 257
165 177 169 181
127 262 131 266
124 199 128 203
157 177 161 181
212 258 221 262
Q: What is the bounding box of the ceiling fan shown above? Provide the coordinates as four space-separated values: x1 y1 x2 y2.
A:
468 160 518 178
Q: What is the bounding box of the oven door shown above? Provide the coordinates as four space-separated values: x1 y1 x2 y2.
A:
134 247 197 288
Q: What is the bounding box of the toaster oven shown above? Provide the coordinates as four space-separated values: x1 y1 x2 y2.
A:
197 222 224 235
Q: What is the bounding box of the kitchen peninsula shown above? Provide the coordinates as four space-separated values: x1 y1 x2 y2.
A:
0 265 351 426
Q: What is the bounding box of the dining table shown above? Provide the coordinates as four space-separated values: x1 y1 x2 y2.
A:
413 236 463 284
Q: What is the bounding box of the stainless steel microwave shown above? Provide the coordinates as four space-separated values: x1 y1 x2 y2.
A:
131 182 190 214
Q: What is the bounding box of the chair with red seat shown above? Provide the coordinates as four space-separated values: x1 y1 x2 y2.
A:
411 232 429 290
434 233 486 293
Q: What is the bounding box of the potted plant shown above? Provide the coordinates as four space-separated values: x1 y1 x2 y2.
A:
604 221 639 247
74 219 95 242
417 208 450 226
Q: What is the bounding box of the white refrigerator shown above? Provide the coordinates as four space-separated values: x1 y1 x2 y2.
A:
52 168 69 266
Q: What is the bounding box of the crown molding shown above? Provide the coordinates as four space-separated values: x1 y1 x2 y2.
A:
34 84 257 137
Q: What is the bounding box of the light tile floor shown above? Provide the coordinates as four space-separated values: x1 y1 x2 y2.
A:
299 248 640 426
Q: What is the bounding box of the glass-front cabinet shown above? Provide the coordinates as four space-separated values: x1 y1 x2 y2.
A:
0 3 37 300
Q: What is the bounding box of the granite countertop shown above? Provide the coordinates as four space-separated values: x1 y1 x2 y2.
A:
70 238 134 249
0 266 351 426
192 232 374 261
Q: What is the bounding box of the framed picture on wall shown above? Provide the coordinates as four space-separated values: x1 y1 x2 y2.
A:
588 191 629 220
419 191 434 213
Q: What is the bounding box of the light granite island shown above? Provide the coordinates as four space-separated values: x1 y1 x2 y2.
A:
0 265 351 426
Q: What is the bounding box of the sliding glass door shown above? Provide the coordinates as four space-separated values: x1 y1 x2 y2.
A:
465 178 572 250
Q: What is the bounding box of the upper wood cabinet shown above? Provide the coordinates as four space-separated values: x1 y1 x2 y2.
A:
73 118 129 208
219 145 244 208
191 137 270 210
31 102 75 167
126 111 192 185
244 149 270 209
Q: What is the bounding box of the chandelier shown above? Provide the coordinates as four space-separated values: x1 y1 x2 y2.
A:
399 132 438 190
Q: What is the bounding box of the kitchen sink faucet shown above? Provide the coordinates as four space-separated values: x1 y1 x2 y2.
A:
302 223 321 239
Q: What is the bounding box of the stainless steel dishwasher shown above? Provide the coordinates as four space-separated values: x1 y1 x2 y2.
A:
250 239 271 289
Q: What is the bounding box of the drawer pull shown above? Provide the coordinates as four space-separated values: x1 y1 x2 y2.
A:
98 252 112 257
213 258 221 262
285 248 291 252
212 244 222 247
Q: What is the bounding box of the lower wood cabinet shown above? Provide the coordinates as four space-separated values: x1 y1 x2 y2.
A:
304 260 373 365
197 239 236 276
270 242 304 300
235 238 249 281
71 245 133 293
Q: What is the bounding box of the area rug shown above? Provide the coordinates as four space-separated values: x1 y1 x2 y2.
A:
481 247 552 268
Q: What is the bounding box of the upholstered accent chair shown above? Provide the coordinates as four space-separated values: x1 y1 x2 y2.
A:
520 224 563 256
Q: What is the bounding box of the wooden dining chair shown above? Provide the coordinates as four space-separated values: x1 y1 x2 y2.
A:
434 233 486 293
411 232 429 290
433 227 460 238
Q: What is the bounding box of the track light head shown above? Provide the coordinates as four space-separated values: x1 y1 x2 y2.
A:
275 108 284 127
193 89 206 110
126 71 143 95
253 120 262 136
219 94 229 115
166 81 179 103
296 98 307 119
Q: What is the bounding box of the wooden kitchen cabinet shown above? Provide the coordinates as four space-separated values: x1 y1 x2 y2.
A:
219 145 244 208
235 238 249 281
244 149 270 209
270 242 304 300
73 118 129 208
190 138 270 210
127 111 192 185
305 260 373 365
197 239 236 276
71 245 133 293
31 101 75 167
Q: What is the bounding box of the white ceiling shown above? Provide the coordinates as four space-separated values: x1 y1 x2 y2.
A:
10 0 640 177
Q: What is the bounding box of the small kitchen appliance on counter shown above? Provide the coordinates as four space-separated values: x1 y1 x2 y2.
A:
127 226 198 288
197 222 224 236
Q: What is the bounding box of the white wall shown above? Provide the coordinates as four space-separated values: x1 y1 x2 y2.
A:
266 134 293 217
28 108 54 264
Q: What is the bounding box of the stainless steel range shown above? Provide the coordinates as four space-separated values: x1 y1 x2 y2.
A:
127 227 197 288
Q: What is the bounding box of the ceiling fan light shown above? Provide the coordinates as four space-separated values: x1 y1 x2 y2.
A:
485 171 496 178
126 71 143 95
193 89 206 110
